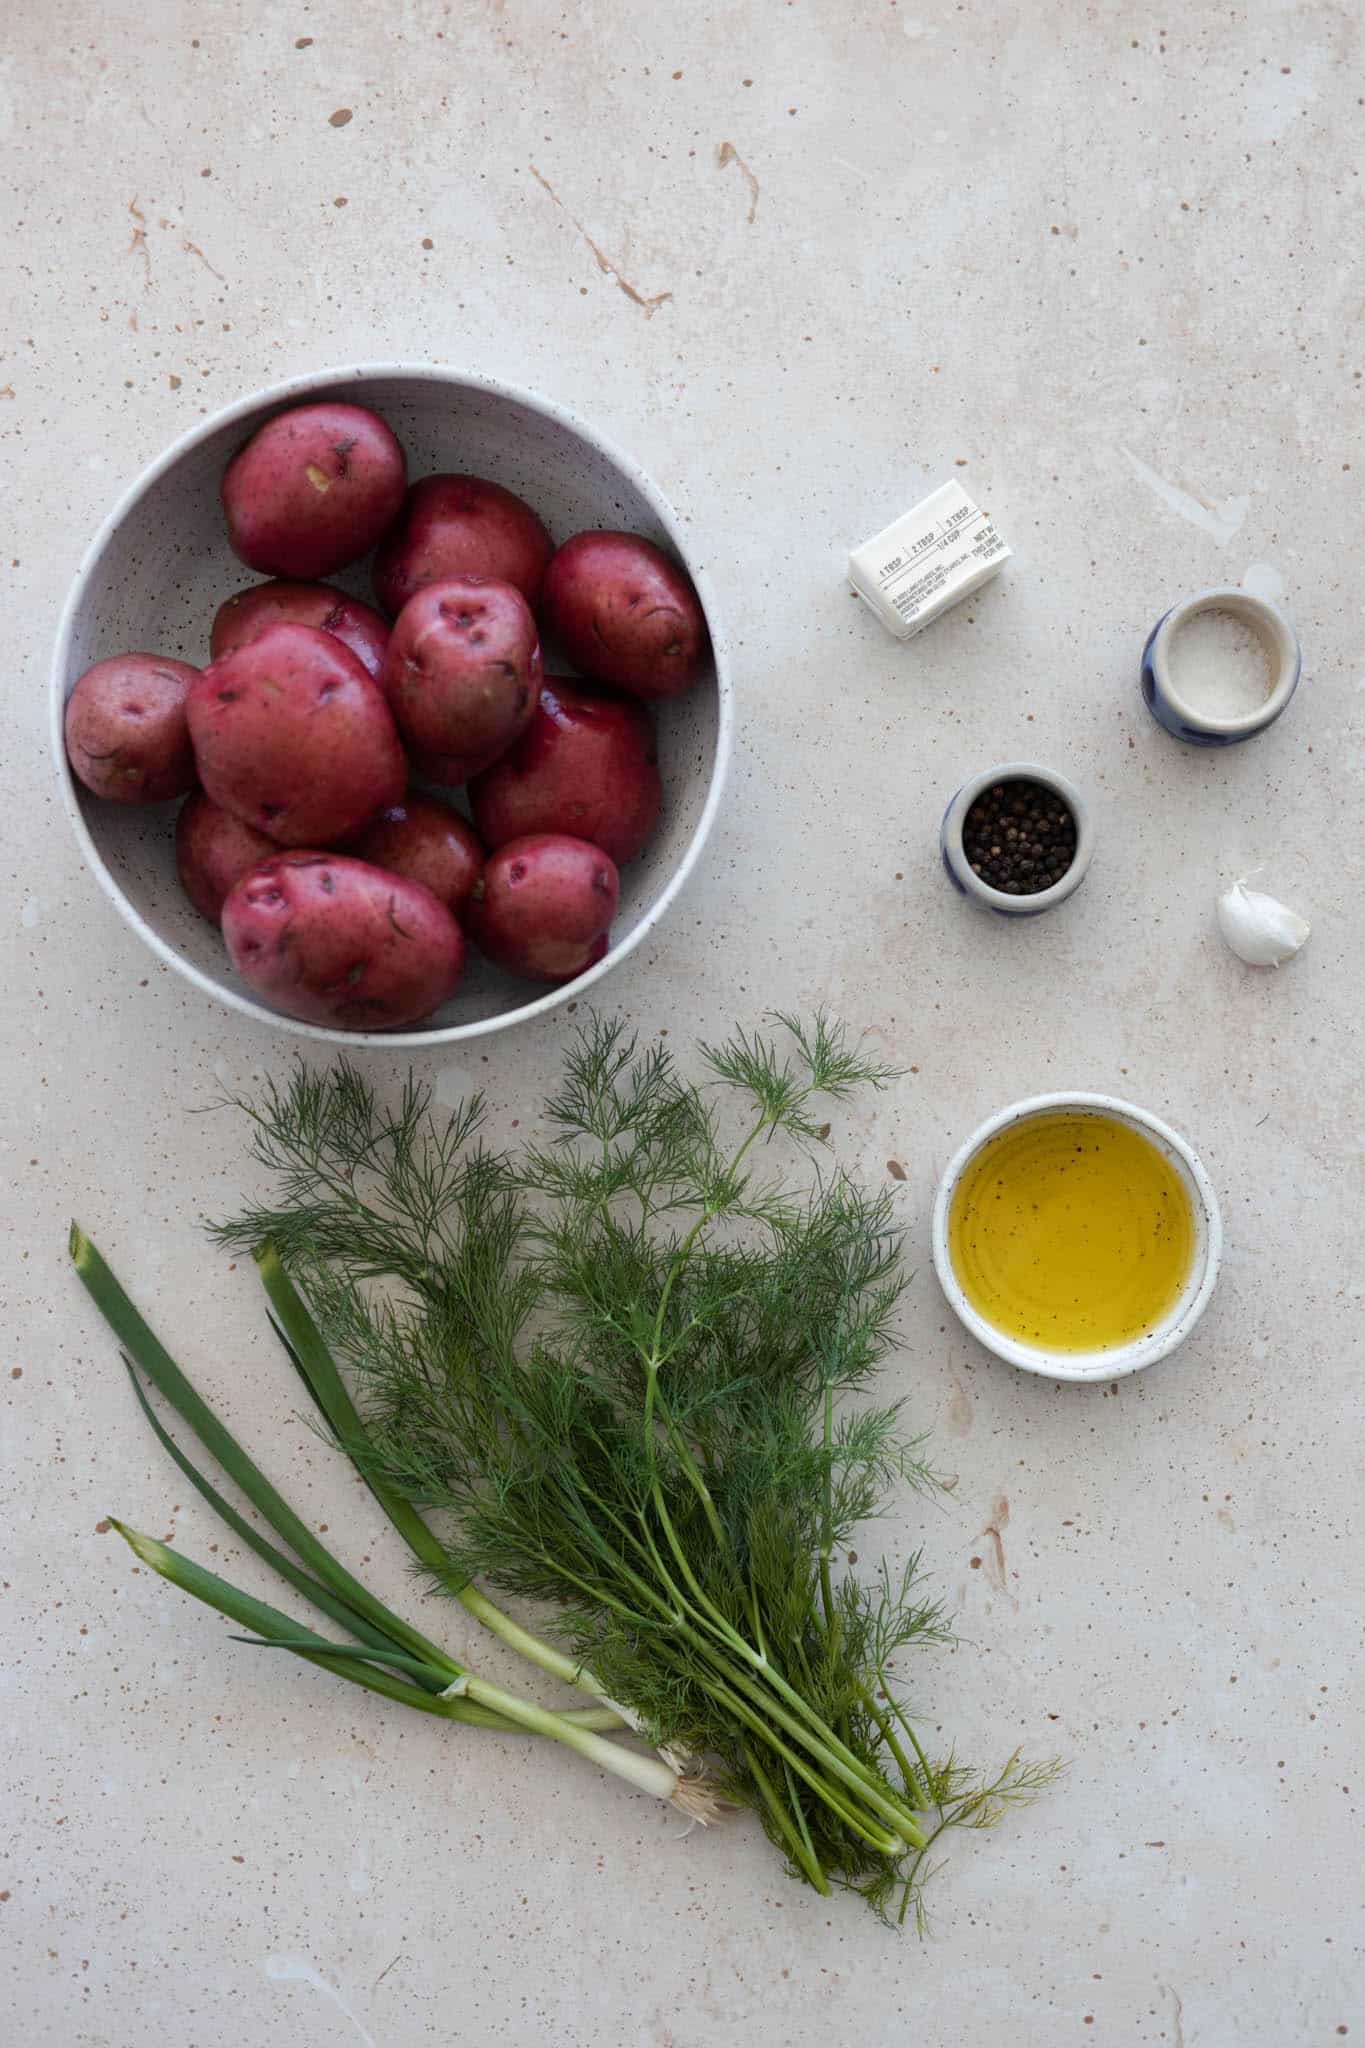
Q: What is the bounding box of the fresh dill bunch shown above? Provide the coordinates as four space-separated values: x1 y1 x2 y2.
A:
214 1014 1059 1920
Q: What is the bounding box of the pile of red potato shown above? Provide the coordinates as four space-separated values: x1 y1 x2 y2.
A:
63 399 709 1030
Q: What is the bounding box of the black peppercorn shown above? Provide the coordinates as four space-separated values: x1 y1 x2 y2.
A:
960 779 1077 895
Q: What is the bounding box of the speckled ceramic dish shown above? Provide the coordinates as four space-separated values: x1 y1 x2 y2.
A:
1141 586 1300 745
939 761 1093 916
931 1092 1222 1382
50 364 732 1047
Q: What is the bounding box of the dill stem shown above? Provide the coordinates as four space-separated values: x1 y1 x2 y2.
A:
650 1380 732 1567
782 1756 822 1881
744 1741 830 1895
644 1543 923 1834
818 1378 839 1648
634 1109 781 1663
646 1485 751 1651
816 1373 853 1750
863 1692 926 1808
882 1687 937 1801
691 1642 925 1849
630 1479 927 1845
897 1814 955 1927
607 1507 922 1848
642 1102 770 1403
702 1670 903 1853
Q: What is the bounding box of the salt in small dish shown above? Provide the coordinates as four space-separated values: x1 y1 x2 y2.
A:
1141 586 1300 746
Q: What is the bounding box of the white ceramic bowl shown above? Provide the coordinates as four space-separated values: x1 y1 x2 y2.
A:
931 1092 1222 1382
50 365 732 1047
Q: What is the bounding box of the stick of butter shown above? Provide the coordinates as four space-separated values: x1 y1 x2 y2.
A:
848 482 1011 640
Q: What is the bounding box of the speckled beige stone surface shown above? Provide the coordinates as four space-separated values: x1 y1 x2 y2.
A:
4 5 1362 2043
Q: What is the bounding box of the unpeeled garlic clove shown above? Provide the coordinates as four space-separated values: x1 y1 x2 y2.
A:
1216 877 1311 967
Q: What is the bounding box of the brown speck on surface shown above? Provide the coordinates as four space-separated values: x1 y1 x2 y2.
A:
969 1555 982 1569
329 107 353 127
886 1159 907 1181
334 195 348 208
95 1519 111 1534
169 374 182 389
716 140 759 222
231 1854 245 1864
127 197 152 290
422 236 434 249
183 239 226 281
296 35 314 47
979 1495 1011 1594
528 165 672 316
672 68 682 79
9 1367 20 1379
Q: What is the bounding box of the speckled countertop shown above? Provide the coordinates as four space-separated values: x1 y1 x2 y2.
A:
4 5 1362 2043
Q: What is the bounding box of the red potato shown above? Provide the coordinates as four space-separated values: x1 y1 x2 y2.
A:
175 791 277 920
221 401 407 579
64 653 199 803
467 832 618 984
222 852 466 1030
541 531 708 699
210 580 390 679
187 623 406 845
373 474 553 616
348 797 484 920
469 676 660 864
381 576 542 785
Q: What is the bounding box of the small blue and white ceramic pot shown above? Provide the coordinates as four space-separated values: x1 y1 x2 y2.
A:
1140 586 1301 746
940 761 1093 917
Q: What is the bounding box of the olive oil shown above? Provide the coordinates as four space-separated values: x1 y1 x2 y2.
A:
947 1111 1194 1352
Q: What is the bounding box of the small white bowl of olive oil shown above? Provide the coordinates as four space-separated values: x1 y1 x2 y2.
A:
931 1094 1222 1382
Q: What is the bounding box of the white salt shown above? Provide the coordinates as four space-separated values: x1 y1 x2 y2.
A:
1167 608 1273 719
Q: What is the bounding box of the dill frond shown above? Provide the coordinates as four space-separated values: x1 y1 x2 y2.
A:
209 1015 1056 1919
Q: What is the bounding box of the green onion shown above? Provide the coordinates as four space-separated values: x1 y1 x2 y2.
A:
73 1228 722 1808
